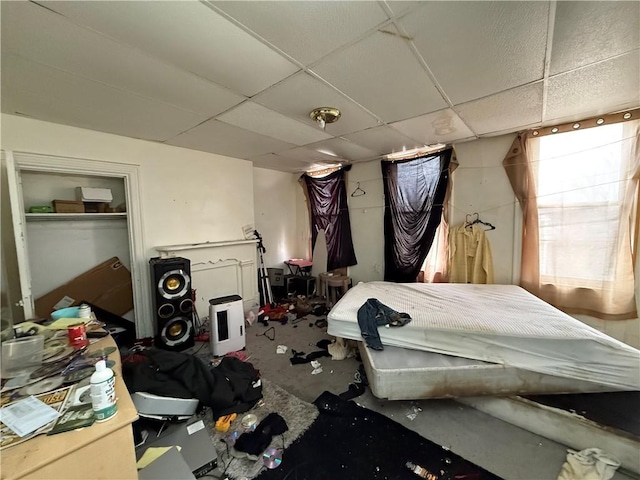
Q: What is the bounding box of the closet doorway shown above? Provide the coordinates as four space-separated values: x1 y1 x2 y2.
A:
4 150 149 336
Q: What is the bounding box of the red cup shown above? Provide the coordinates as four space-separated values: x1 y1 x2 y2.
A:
68 323 88 349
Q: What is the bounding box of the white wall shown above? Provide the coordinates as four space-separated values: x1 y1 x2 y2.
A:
1 114 255 337
452 135 519 284
252 167 299 270
347 162 385 283
345 137 518 285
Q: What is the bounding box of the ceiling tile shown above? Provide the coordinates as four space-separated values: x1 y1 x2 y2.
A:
391 108 476 145
1 2 245 117
275 145 347 164
312 30 446 123
165 119 295 159
217 102 332 145
210 1 388 65
401 2 548 104
342 125 423 156
551 1 640 75
383 1 424 18
456 83 543 135
249 153 316 173
39 1 298 96
1 54 206 142
305 138 379 162
253 72 380 136
546 52 640 122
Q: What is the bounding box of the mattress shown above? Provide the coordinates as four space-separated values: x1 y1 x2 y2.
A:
359 343 621 400
327 282 640 391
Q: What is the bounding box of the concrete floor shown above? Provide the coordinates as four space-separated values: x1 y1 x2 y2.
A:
203 312 636 480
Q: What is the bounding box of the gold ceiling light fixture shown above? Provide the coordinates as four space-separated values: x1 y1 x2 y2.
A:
310 107 341 130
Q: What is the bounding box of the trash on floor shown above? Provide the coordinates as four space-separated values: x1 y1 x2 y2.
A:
276 345 288 354
556 448 620 480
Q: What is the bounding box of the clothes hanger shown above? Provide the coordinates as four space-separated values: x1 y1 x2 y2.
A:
465 213 479 227
350 182 366 197
465 212 496 230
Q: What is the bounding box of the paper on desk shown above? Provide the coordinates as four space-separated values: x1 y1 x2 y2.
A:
1 386 74 450
46 317 91 329
14 321 44 334
0 396 61 437
137 446 182 469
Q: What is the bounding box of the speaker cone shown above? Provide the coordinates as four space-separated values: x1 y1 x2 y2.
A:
160 316 192 347
158 303 175 319
157 269 190 300
179 298 194 313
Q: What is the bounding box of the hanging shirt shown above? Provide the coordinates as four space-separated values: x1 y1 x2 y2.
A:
449 223 494 284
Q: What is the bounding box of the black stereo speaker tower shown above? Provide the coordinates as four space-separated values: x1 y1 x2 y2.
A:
150 257 195 351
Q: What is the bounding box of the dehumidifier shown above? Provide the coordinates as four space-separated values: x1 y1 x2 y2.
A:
209 295 245 356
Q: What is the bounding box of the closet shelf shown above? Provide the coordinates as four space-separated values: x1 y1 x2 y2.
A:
25 213 127 222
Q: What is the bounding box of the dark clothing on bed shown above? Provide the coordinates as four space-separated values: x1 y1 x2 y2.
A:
357 298 412 350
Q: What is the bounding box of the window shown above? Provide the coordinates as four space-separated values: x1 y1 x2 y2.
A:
503 115 639 319
381 149 452 283
536 124 625 286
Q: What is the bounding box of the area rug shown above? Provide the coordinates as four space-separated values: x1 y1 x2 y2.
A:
255 391 503 480
203 378 319 480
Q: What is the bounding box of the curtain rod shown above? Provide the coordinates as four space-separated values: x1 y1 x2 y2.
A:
529 108 639 138
383 145 451 163
304 165 343 177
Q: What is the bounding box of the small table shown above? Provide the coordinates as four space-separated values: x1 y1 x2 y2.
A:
284 259 313 276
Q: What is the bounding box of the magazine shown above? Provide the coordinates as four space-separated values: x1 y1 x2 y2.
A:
47 403 95 435
0 385 75 449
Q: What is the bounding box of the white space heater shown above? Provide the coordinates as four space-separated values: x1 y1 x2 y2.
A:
209 295 245 356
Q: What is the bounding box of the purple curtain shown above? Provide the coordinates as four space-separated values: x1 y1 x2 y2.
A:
381 149 452 282
303 169 357 271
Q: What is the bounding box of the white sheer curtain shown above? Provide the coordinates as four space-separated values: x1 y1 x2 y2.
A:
504 118 639 319
420 154 458 283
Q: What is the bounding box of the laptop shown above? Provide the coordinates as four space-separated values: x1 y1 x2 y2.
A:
138 447 196 480
138 418 217 478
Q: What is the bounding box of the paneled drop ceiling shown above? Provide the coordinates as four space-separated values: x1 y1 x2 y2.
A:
2 1 639 173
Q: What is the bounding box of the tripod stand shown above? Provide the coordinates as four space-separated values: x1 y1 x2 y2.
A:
254 230 274 307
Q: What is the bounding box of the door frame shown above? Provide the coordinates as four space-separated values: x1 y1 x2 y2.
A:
4 150 150 337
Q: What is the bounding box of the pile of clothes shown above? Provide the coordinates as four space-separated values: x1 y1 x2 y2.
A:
123 348 262 418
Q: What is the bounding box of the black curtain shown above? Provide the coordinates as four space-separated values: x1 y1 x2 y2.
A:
381 149 452 282
303 169 357 271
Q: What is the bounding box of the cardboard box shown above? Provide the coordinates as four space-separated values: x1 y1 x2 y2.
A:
34 257 134 318
53 200 84 213
83 202 110 213
76 187 113 203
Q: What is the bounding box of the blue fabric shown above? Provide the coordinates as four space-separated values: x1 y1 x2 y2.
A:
357 298 412 350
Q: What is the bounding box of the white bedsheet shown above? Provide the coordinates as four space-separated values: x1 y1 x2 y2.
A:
327 282 640 390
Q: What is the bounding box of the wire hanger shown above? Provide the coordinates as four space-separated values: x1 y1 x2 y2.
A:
350 182 366 197
465 212 496 230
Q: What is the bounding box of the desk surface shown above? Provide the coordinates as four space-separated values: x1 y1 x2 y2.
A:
1 336 138 480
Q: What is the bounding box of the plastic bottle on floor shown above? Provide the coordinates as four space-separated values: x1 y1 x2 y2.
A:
406 461 438 480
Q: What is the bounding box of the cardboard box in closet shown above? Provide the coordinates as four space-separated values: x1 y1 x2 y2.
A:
76 187 113 213
34 257 134 318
